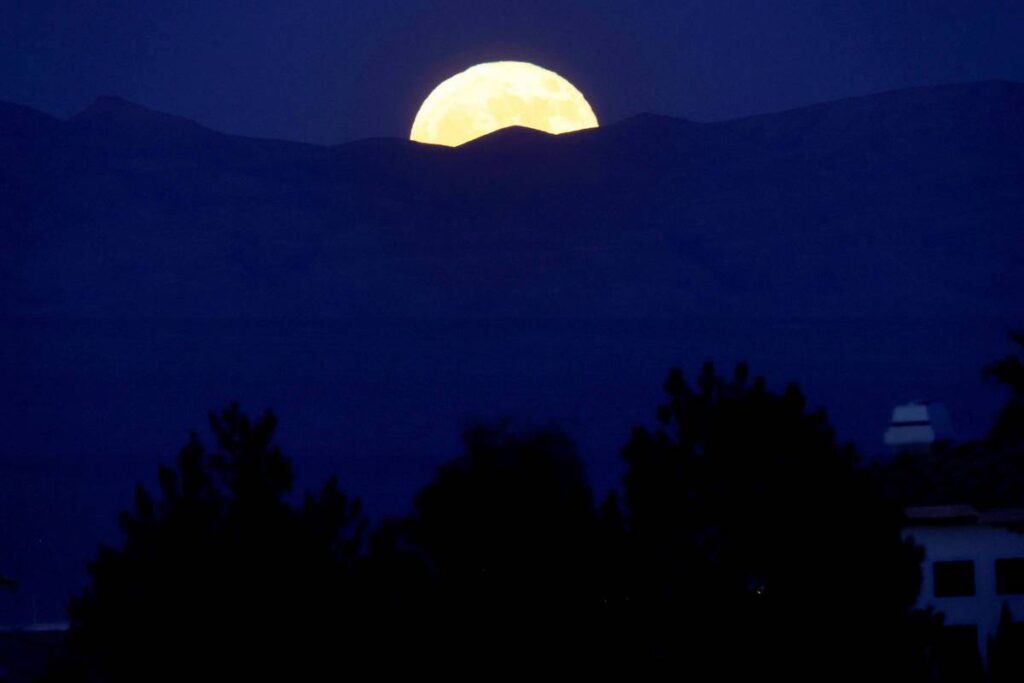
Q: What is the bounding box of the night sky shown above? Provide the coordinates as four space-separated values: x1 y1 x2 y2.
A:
3 0 1023 144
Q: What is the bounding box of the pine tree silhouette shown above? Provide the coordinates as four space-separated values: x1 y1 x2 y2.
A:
51 404 366 683
618 361 923 680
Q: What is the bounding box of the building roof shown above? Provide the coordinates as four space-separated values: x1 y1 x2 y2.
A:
905 505 1024 529
884 400 954 449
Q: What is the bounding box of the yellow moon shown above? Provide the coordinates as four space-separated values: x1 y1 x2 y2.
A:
410 61 599 147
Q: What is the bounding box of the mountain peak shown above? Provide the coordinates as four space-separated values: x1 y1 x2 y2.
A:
0 101 59 141
458 125 556 152
76 95 162 119
85 94 134 110
70 95 214 139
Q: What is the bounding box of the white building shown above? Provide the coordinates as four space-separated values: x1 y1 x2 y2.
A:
884 401 954 455
904 505 1024 659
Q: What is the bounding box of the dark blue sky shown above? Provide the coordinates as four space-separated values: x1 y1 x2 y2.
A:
3 0 1023 144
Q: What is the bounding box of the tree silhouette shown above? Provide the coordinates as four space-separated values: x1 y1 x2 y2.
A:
388 421 607 675
988 602 1024 683
40 372 967 680
985 331 1024 448
52 404 366 683
618 361 923 680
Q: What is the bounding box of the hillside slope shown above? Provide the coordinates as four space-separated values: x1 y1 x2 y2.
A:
2 81 1021 318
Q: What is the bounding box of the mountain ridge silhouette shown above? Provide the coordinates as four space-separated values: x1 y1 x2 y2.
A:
4 80 1020 319
0 80 1020 626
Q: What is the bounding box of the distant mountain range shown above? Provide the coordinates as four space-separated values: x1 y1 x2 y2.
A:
2 81 1021 318
0 82 1020 626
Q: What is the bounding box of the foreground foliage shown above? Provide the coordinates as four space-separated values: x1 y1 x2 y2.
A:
46 340 1024 681
51 405 365 681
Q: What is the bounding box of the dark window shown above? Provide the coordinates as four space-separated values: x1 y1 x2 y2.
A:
934 560 975 597
996 559 1024 595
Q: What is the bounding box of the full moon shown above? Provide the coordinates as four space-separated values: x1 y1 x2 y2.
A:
410 61 599 147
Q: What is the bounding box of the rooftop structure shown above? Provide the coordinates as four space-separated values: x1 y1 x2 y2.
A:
884 401 954 455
